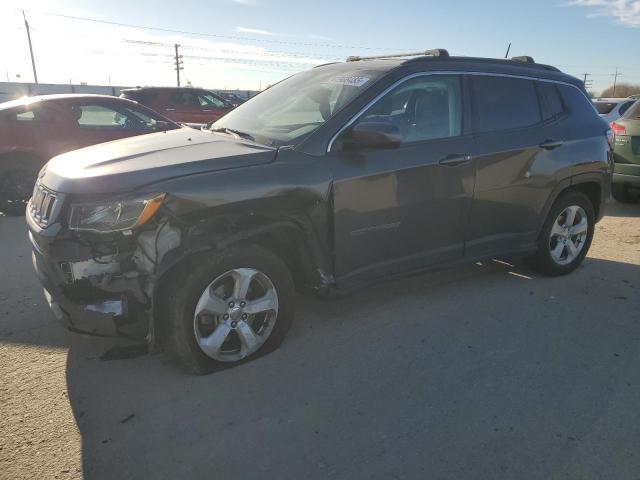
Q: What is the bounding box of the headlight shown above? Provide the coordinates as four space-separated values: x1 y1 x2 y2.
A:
69 193 165 233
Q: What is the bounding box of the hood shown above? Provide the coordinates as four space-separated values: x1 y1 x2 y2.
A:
40 127 277 194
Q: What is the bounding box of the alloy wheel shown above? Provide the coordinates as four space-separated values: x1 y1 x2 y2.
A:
548 205 588 266
193 268 279 362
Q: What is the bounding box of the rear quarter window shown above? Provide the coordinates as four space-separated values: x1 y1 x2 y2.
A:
618 101 635 116
594 102 616 115
622 100 640 119
471 75 541 133
560 86 599 118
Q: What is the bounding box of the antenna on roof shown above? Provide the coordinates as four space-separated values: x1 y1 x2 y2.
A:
504 43 511 59
346 48 449 62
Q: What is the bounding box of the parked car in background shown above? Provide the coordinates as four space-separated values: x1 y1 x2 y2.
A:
593 97 636 123
610 99 640 203
120 87 234 128
218 92 248 107
27 50 611 374
0 94 180 215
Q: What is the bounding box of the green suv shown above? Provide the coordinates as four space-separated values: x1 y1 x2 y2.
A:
610 99 640 203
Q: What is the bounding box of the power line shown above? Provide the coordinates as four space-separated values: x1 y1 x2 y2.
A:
30 10 415 51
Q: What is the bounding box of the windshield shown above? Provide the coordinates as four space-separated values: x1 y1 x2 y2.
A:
211 65 385 147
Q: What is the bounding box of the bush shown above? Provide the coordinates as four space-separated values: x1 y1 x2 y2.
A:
600 83 640 98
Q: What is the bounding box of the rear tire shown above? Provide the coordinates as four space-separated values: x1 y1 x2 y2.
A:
527 190 595 276
0 155 41 216
163 245 295 375
611 184 637 204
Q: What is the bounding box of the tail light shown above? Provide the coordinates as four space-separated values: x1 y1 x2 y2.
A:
610 122 626 136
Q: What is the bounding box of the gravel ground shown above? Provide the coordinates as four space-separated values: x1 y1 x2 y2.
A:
1 201 639 480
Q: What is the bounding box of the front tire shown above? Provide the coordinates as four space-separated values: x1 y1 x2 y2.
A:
528 190 595 276
164 245 295 375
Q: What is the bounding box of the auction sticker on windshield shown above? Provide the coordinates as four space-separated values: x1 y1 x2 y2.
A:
325 75 370 87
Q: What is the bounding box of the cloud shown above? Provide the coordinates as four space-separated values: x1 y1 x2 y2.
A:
307 34 335 42
235 26 290 37
0 10 330 89
223 0 259 5
566 0 640 27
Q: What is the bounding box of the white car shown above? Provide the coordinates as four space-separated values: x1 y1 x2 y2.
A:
593 97 636 123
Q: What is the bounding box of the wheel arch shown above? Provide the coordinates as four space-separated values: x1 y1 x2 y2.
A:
149 216 333 350
538 173 605 236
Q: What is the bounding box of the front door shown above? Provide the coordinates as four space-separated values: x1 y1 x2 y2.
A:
328 74 475 285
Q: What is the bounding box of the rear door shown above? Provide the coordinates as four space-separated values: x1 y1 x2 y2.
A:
329 73 475 284
466 75 565 257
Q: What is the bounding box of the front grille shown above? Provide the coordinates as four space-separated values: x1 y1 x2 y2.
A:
30 183 59 227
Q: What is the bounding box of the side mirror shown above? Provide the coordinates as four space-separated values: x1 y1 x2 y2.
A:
340 120 402 150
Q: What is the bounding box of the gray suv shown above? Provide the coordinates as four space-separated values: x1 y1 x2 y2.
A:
27 49 612 374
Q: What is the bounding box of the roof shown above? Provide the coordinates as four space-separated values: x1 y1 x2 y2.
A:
314 54 582 88
594 97 634 103
121 86 212 92
0 93 128 111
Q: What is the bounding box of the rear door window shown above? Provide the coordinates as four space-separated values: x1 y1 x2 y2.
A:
537 82 565 121
171 92 201 108
471 75 541 133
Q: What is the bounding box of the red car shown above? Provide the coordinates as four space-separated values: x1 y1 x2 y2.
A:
120 87 234 127
0 94 180 215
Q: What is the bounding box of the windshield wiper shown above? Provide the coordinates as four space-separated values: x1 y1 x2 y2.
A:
210 127 255 142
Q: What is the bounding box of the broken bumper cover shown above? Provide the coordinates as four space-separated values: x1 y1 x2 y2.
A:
32 250 137 337
42 284 126 337
28 223 148 338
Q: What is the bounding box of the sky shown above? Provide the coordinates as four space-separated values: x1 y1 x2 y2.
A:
0 0 639 93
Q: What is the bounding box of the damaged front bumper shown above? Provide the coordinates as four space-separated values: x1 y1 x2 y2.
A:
26 214 159 339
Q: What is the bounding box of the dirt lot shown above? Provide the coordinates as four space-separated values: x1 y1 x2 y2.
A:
1 202 639 480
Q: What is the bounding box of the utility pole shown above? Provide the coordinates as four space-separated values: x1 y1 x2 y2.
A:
582 73 593 93
612 67 621 96
23 11 38 84
174 44 183 87
504 42 511 59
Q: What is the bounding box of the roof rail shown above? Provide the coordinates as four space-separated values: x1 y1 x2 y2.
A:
346 48 449 62
511 55 535 64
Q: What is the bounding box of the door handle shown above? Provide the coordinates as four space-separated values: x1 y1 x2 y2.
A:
165 108 176 112
439 153 472 167
539 139 563 150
